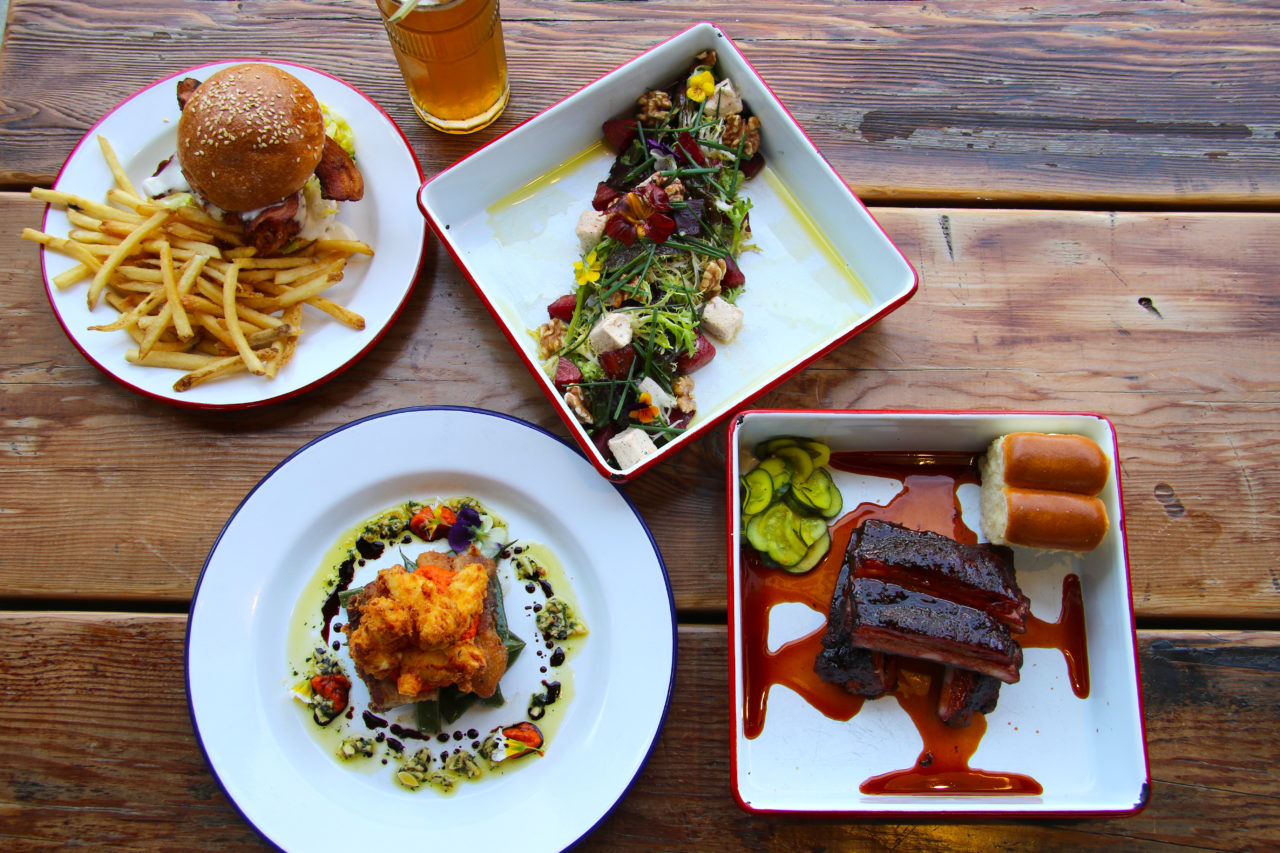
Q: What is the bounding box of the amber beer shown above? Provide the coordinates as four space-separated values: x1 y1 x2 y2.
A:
376 0 509 133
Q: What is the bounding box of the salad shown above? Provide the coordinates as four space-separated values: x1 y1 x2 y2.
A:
534 51 764 470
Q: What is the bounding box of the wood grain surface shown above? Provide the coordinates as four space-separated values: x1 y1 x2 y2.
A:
3 0 1278 848
4 194 1277 618
1 0 1278 206
0 615 1274 851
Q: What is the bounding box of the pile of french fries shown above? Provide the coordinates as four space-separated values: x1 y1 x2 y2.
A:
23 136 372 392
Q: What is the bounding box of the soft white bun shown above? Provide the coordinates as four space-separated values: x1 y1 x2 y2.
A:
980 432 1110 552
177 64 325 212
981 486 1108 552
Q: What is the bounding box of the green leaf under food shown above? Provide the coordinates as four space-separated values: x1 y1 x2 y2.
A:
416 698 442 734
337 585 364 608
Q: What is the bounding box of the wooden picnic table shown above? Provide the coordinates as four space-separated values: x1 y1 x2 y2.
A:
0 1 1277 849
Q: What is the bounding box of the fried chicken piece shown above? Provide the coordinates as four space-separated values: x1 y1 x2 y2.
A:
343 550 508 711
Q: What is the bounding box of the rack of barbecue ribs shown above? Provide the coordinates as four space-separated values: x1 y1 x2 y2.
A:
814 520 1031 727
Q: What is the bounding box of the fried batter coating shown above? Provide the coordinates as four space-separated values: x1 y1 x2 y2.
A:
344 551 506 711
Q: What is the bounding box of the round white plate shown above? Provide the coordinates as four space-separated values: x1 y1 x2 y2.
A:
40 59 426 409
187 407 676 851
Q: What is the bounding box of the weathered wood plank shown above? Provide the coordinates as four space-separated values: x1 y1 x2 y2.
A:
0 616 1273 851
4 195 1278 617
1 0 1277 206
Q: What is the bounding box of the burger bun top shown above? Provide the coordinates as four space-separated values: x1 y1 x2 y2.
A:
177 64 326 212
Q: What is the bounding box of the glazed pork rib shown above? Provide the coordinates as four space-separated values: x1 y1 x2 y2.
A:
815 520 1028 723
832 576 1023 684
937 666 1004 728
850 519 1029 632
814 560 899 696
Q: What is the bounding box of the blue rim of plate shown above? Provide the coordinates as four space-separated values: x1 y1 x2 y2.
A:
184 406 676 851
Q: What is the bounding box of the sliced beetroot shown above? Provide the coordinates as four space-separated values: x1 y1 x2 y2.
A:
599 344 637 379
553 357 583 390
675 131 707 167
676 333 716 373
740 151 766 180
602 118 639 152
547 294 577 322
592 181 621 211
722 255 746 289
671 198 704 236
592 422 620 459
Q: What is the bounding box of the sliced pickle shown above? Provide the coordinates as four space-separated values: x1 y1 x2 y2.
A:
740 467 774 515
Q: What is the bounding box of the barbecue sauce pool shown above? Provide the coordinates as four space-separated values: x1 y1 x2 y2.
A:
741 452 1090 796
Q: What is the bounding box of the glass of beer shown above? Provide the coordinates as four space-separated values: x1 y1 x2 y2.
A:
376 0 510 134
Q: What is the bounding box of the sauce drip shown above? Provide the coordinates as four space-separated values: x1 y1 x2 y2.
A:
741 452 1089 796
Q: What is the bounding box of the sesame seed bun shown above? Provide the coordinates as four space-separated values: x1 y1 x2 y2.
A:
177 64 325 212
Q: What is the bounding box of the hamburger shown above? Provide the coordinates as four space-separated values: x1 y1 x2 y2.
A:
160 63 364 254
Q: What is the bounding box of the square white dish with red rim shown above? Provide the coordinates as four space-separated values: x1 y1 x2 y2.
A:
419 23 917 481
727 409 1149 816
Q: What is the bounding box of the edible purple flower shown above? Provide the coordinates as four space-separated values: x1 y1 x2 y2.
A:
646 137 675 158
448 506 483 552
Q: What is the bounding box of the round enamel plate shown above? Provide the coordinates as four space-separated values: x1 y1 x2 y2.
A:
187 408 676 851
39 59 426 408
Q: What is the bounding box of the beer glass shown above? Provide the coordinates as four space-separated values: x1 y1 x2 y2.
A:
376 0 510 134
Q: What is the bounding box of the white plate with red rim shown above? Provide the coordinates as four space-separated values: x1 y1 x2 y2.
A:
727 409 1149 816
187 407 676 851
418 23 917 482
38 59 426 409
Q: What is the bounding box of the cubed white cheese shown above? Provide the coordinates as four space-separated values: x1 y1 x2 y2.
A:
589 312 632 353
636 375 675 409
701 296 744 343
575 209 608 252
704 79 743 119
608 427 659 469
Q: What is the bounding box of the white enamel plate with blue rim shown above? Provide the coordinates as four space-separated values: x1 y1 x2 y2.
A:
187 408 675 850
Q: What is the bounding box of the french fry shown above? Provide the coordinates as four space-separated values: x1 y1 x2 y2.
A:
52 263 93 290
30 187 144 224
89 209 171 309
277 304 303 371
311 238 374 256
21 228 103 271
98 136 141 199
173 353 253 391
273 255 347 286
126 349 219 370
160 242 193 341
222 261 264 375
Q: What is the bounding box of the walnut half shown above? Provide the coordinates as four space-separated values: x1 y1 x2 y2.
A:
673 376 696 414
564 386 593 424
636 90 672 127
722 114 761 160
536 318 566 359
699 258 727 299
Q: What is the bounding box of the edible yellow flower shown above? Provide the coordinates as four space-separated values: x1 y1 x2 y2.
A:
573 249 602 287
686 69 716 103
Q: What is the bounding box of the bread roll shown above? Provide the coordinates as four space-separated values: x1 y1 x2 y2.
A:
983 432 1108 495
980 432 1110 552
982 487 1108 552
